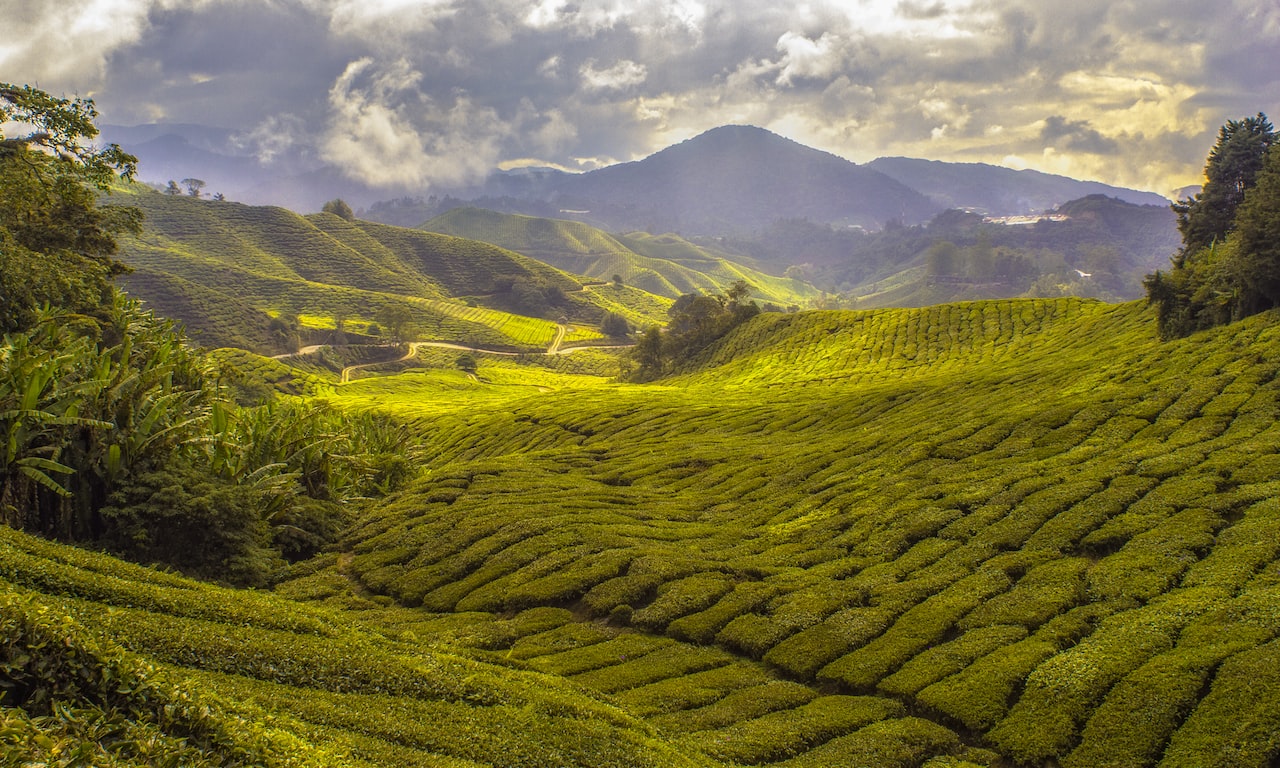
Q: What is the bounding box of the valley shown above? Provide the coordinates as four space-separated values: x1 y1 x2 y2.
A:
4 81 1280 767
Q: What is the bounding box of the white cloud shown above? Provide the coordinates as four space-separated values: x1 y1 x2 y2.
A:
231 114 309 164
0 0 153 86
322 57 510 189
774 31 848 86
580 59 649 92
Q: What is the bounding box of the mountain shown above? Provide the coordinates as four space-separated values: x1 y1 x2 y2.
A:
543 125 940 234
867 156 1170 213
423 207 820 304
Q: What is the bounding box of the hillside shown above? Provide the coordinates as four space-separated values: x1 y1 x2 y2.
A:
115 187 671 353
4 294 1279 765
0 526 702 767
297 297 1280 768
423 207 820 304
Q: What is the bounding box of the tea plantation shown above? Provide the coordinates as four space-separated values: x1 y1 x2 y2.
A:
5 296 1279 766
114 188 670 355
307 297 1280 767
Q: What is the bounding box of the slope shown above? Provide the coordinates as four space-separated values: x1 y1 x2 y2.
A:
423 207 819 304
0 525 706 767
116 188 670 354
317 298 1280 768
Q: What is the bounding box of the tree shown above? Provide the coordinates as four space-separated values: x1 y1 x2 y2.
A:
601 311 630 338
165 180 182 196
180 178 206 198
1227 145 1280 313
631 326 664 380
1146 115 1280 337
925 241 960 276
627 283 760 381
0 83 140 333
268 312 301 354
378 305 413 344
1173 113 1275 259
322 198 356 220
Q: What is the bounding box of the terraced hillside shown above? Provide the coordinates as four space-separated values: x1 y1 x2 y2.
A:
423 207 818 305
115 188 669 353
305 298 1280 767
0 526 704 767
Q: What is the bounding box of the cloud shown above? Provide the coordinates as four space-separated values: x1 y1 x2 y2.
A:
9 0 1278 199
580 59 649 92
1039 116 1121 155
322 57 510 189
0 0 159 87
231 114 310 164
774 32 849 86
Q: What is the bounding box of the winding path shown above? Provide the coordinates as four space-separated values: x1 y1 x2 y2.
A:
334 325 633 383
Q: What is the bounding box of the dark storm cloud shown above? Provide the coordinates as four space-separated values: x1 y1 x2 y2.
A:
2 0 1276 196
1040 116 1120 155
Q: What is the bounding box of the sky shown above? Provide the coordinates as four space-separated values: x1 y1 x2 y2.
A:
3 0 1279 197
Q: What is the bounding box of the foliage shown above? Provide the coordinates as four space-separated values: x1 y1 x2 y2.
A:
0 84 140 334
627 281 759 380
1146 116 1280 337
601 311 631 338
1172 113 1276 255
321 198 355 221
0 526 712 767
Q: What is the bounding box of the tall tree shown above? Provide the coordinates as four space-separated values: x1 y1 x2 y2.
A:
0 84 139 333
180 178 206 198
1228 145 1280 314
1146 115 1280 337
1172 113 1276 259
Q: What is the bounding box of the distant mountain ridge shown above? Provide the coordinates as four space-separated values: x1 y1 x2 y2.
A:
866 157 1169 213
105 121 1173 234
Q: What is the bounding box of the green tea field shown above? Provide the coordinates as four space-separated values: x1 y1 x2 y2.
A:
5 295 1278 767
299 297 1280 767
